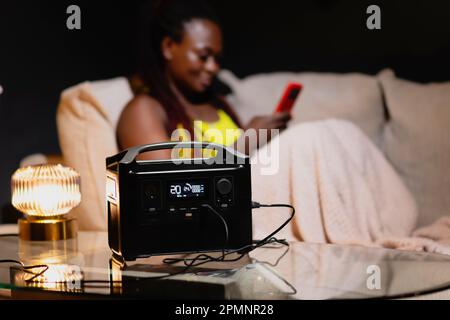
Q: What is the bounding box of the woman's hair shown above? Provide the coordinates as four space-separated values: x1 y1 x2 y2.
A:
137 0 242 135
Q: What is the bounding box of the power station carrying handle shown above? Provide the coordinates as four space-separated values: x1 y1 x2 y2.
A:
119 141 247 164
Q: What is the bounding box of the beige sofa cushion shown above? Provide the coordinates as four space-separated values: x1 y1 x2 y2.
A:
379 70 450 227
219 70 386 146
56 78 133 231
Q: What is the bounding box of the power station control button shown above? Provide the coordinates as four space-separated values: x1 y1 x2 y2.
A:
217 178 232 195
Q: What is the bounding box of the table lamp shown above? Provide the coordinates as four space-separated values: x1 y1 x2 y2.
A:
11 164 81 241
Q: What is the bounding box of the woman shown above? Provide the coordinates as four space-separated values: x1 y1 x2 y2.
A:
117 0 291 159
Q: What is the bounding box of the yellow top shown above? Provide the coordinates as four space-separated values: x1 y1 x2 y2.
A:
173 109 242 158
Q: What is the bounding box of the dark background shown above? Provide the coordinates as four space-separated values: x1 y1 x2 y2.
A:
1 0 450 222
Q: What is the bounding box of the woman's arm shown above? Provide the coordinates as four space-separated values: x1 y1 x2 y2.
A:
117 94 173 160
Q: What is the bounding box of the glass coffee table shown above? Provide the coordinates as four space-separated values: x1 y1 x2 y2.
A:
1 231 450 299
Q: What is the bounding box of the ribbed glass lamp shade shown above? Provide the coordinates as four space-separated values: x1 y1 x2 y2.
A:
11 164 81 218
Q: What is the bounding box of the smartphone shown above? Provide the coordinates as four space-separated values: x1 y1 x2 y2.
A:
274 82 303 113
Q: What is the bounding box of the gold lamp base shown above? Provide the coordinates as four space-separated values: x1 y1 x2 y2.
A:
18 216 78 241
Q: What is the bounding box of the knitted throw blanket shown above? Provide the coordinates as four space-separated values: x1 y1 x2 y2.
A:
251 119 450 255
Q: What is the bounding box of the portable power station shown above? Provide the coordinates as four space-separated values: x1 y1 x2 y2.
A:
106 142 252 261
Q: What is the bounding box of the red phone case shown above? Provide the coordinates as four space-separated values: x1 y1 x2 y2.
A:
274 82 303 113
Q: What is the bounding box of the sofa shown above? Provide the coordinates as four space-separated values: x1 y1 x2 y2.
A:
54 69 450 231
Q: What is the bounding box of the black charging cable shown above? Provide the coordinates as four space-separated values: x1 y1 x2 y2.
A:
251 202 295 247
162 203 230 266
75 203 293 287
0 258 50 283
0 202 295 286
202 203 230 259
0 234 19 238
161 202 295 268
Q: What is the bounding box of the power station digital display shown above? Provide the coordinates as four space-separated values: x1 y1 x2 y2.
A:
168 180 207 199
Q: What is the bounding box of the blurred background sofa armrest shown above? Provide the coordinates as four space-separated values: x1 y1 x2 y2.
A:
56 78 133 231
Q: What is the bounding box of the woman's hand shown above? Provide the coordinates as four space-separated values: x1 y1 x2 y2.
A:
235 112 292 155
244 112 292 143
244 112 292 132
